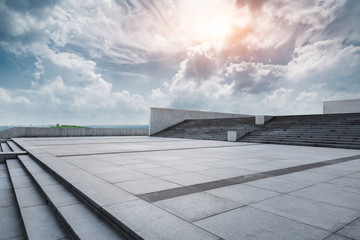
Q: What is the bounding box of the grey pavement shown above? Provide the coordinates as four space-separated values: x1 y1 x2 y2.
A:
12 136 360 240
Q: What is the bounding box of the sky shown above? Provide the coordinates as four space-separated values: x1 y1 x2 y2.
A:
0 0 360 125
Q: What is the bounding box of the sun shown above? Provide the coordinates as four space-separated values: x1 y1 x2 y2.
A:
177 0 236 43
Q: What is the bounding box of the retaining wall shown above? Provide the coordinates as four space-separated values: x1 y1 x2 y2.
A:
323 99 360 114
0 127 148 139
149 107 251 135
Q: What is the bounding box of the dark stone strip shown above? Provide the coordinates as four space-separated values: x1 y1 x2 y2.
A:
137 154 360 203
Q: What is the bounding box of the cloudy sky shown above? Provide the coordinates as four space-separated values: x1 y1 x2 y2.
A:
1 0 359 125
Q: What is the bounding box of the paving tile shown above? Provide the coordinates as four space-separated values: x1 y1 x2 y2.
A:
206 184 280 205
58 203 125 240
56 169 96 184
0 188 16 207
155 192 242 222
97 170 152 183
252 194 359 231
194 206 330 240
73 179 137 207
137 166 187 177
276 170 338 185
197 167 258 179
309 164 360 177
14 186 46 208
6 160 22 169
115 177 181 195
348 172 360 179
103 199 221 240
42 184 80 208
6 168 28 177
161 172 219 186
21 205 67 240
32 172 59 187
329 177 360 188
324 234 354 240
245 176 312 193
291 183 360 211
6 235 26 240
0 206 24 239
173 164 214 172
9 174 33 189
0 174 12 189
337 218 360 240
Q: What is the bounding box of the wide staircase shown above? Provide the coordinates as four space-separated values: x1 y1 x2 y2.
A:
154 113 360 149
240 113 360 149
0 140 131 239
154 117 256 141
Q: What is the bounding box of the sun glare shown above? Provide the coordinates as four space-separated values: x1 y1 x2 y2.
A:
178 0 236 43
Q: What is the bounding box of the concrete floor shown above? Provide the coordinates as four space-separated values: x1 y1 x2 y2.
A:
14 136 360 240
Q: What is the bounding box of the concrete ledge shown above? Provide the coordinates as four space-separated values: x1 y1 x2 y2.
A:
324 99 360 114
0 152 27 163
0 127 148 139
149 107 252 135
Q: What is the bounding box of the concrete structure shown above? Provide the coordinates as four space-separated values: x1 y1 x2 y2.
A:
149 107 251 135
0 127 148 139
227 131 237 142
324 99 360 114
1 136 360 239
255 115 265 125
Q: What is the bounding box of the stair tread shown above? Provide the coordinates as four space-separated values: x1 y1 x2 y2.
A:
6 159 68 240
17 155 127 240
7 141 23 152
1 143 12 152
0 163 25 240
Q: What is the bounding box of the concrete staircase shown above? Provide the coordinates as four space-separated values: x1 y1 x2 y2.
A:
154 113 360 149
0 142 131 239
154 117 256 141
0 140 27 163
240 113 360 149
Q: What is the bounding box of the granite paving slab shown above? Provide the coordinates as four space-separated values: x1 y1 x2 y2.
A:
337 217 360 240
194 206 330 240
290 183 360 211
160 172 220 186
206 184 280 205
103 199 221 240
0 206 24 240
58 203 126 240
251 194 360 231
21 205 67 240
155 192 242 222
115 177 181 195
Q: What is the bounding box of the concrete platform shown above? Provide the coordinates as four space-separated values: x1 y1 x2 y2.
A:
12 136 360 240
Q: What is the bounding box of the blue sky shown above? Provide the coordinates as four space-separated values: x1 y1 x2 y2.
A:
1 0 360 125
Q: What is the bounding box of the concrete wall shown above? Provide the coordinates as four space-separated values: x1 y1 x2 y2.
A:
323 99 360 114
149 107 252 135
0 127 148 139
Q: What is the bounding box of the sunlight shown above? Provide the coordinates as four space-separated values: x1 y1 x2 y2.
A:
177 0 236 43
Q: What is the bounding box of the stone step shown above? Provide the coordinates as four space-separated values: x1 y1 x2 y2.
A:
17 155 128 240
1 142 12 152
245 134 360 140
242 137 360 146
240 139 360 149
6 159 68 240
0 163 25 240
7 141 23 152
244 139 360 146
18 151 222 240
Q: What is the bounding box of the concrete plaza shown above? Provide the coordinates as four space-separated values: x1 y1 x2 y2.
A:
11 136 360 239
